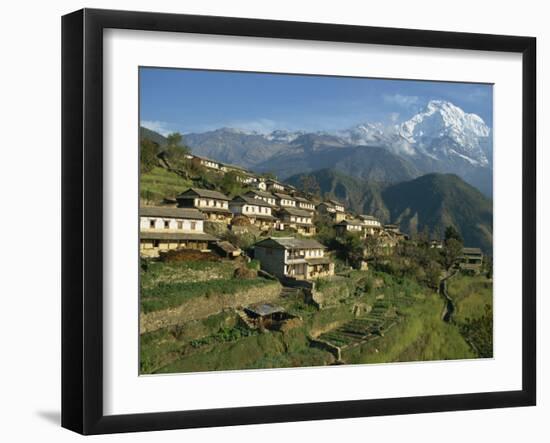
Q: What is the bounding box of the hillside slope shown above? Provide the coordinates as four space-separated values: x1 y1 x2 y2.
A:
287 170 493 252
382 173 493 251
258 145 420 183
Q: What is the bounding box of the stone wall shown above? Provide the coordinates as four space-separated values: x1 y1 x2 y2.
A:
140 281 281 333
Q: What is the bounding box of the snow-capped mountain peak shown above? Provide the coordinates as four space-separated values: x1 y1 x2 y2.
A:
265 129 305 143
398 100 491 166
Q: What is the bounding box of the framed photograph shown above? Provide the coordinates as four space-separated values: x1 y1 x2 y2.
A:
62 8 536 435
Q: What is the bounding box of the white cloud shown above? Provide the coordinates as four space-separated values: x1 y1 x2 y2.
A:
140 120 174 136
223 118 279 134
389 112 400 123
190 118 281 134
383 94 420 108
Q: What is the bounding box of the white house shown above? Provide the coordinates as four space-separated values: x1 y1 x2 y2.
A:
176 187 232 223
358 214 382 235
252 178 267 191
334 219 365 237
229 195 277 230
278 207 316 236
317 201 346 222
327 199 345 213
245 190 277 207
294 196 316 213
273 192 296 208
254 237 334 280
196 156 221 170
139 207 217 257
265 179 286 192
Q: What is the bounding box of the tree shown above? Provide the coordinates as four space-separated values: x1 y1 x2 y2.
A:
338 232 365 268
299 174 321 197
418 225 431 246
140 138 159 174
364 234 383 262
442 237 463 271
162 132 190 170
166 132 183 147
220 171 244 197
444 225 463 244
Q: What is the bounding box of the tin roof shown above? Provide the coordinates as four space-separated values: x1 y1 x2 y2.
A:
244 303 285 317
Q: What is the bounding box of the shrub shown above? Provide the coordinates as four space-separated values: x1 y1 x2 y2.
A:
158 248 220 263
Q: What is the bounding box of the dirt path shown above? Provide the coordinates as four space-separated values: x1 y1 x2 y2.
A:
439 270 458 322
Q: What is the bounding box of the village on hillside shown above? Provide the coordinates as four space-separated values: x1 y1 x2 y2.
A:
139 142 490 374
140 149 484 271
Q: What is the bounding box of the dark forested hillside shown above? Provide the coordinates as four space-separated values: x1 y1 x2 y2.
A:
287 170 493 252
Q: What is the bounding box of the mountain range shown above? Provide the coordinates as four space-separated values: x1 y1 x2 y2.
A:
179 100 493 196
140 100 493 250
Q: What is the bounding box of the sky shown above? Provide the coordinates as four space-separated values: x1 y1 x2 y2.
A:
139 67 493 136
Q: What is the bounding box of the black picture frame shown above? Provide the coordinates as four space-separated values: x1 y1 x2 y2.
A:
61 8 536 435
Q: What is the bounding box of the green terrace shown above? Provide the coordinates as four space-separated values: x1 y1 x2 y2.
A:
140 260 279 313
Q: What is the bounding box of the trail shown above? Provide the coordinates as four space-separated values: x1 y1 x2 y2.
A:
439 270 458 322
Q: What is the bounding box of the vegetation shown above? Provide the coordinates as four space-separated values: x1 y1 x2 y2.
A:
447 274 493 358
140 252 492 373
140 260 278 313
140 166 193 202
288 169 493 253
137 128 493 374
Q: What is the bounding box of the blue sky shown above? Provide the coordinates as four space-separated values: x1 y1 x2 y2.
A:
140 67 493 136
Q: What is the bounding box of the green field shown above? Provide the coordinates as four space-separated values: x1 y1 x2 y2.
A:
140 259 492 374
140 260 278 313
140 166 193 203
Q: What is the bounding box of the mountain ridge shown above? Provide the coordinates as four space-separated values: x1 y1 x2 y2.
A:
286 169 492 252
143 100 492 196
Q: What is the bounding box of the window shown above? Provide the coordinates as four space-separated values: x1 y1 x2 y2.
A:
164 220 170 229
177 221 183 229
191 222 197 230
149 219 155 229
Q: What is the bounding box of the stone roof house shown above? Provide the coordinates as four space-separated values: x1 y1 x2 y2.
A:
229 195 277 230
139 206 217 257
254 237 334 280
176 187 232 223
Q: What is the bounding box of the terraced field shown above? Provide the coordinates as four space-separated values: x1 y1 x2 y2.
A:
317 298 401 350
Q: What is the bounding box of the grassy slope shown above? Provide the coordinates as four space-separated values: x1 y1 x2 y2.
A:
342 271 475 364
141 266 492 374
140 260 278 313
447 274 493 324
382 173 493 251
140 166 193 203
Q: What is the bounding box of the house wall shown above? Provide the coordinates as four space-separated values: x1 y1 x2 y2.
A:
139 239 208 257
254 247 287 277
278 198 296 207
193 198 229 210
298 202 315 211
200 159 220 169
230 203 273 221
284 214 312 225
140 216 204 233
